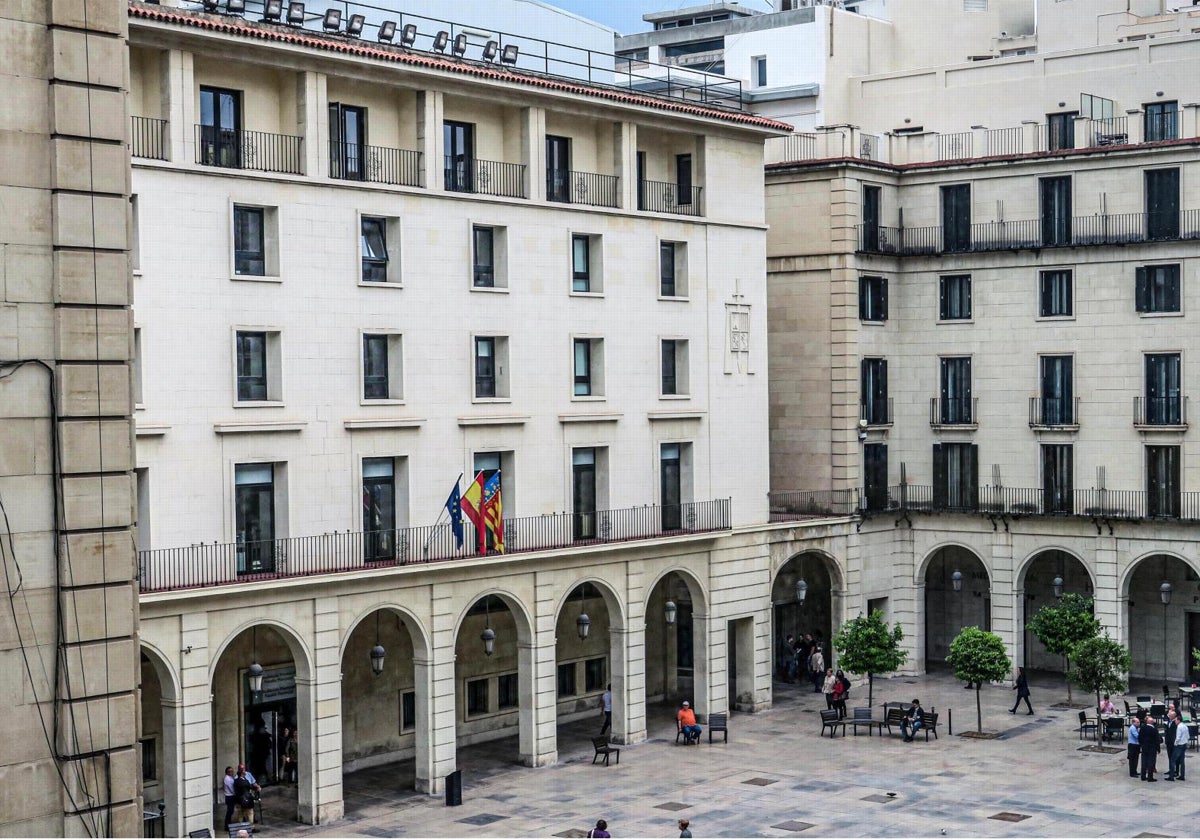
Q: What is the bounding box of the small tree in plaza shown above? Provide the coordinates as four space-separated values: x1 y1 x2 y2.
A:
832 610 908 708
949 627 1012 734
1068 634 1132 711
1025 593 1100 704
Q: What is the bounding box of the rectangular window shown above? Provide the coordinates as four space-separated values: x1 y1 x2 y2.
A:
659 339 688 396
444 121 475 192
1135 264 1181 313
676 153 693 205
363 334 390 400
329 103 367 180
141 738 157 782
939 275 972 320
661 442 683 530
1040 355 1074 425
557 662 577 697
466 678 489 715
753 56 767 87
401 691 416 731
1145 168 1180 241
361 216 388 283
939 357 973 424
862 185 881 251
932 442 978 509
235 462 275 574
859 275 887 322
863 443 888 512
573 338 592 396
584 658 606 692
1039 270 1073 317
860 358 888 425
941 184 971 252
1042 444 1073 514
475 336 496 398
236 331 267 401
1144 101 1178 143
546 135 571 203
473 226 495 288
497 673 518 709
133 328 144 406
1145 353 1183 425
572 234 591 292
1040 176 1072 246
572 448 597 540
659 242 677 296
233 206 265 276
199 86 241 168
1046 112 1076 151
1147 445 1181 518
362 457 396 562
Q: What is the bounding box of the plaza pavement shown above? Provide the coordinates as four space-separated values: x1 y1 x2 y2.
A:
249 671 1196 838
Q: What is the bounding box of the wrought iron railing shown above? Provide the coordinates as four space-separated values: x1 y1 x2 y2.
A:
546 168 619 208
444 156 527 199
1090 116 1129 147
638 179 703 216
137 498 731 593
131 116 168 160
195 125 303 174
330 141 423 187
1134 395 1188 427
930 397 977 426
1028 397 1079 428
861 397 893 426
768 489 859 522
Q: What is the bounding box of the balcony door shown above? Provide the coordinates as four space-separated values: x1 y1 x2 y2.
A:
1040 355 1073 425
199 86 241 168
572 448 596 540
329 103 367 180
933 443 977 510
444 121 475 192
1147 445 1181 518
661 443 682 530
1146 353 1182 425
1041 444 1073 514
676 153 693 206
546 135 571 202
362 458 395 561
941 184 971 252
940 357 972 424
863 443 888 512
1146 168 1180 241
1040 176 1072 246
234 463 274 574
862 185 881 251
860 358 888 425
1046 111 1076 151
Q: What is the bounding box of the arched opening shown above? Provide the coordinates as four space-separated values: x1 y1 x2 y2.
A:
1019 550 1094 673
1126 554 1200 684
644 571 708 718
140 647 181 838
924 546 990 671
772 551 838 684
554 582 622 744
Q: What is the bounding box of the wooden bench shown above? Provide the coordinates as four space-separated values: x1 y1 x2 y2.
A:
881 707 907 735
919 711 939 741
227 822 253 838
850 706 884 736
708 712 728 744
820 708 846 737
591 735 620 766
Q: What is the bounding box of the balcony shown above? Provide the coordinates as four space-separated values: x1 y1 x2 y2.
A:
638 179 703 216
546 168 619 208
859 210 1200 256
330 140 423 188
444 156 527 199
131 116 168 160
768 489 860 522
137 498 731 593
195 125 303 175
1028 397 1079 430
861 397 893 427
929 397 977 429
1134 395 1188 430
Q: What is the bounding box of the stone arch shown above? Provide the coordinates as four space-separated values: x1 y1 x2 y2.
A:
552 576 627 634
1015 548 1097 673
1120 552 1200 682
141 640 181 703
772 546 846 590
339 603 433 664
644 566 709 616
208 617 315 685
771 550 845 678
552 577 628 745
643 567 710 720
915 541 991 588
140 643 183 837
1015 546 1096 594
920 544 991 674
1119 550 1200 600
450 587 536 646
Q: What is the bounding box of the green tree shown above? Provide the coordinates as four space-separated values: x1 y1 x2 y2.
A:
949 627 1012 734
1193 647 1200 675
1025 593 1100 703
1068 634 1132 711
832 610 907 708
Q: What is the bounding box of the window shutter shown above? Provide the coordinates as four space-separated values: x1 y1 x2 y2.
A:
878 360 888 407
963 357 972 403
1135 266 1148 312
860 359 868 413
966 444 979 507
932 444 947 508
1169 264 1181 311
880 278 889 321
964 277 972 318
1039 273 1051 317
859 277 868 320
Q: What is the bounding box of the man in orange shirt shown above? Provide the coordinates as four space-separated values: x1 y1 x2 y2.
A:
678 700 702 743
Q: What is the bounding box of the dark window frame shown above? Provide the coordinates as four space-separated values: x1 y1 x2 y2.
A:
573 338 593 396
939 356 973 424
362 334 390 401
660 242 677 297
860 357 888 425
859 275 888 322
584 658 606 692
1147 444 1181 518
400 691 416 731
233 205 266 276
1144 101 1179 143
1042 443 1074 514
1039 269 1073 318
473 225 495 288
661 340 679 396
235 331 268 401
572 234 591 292
466 678 489 716
1145 352 1183 425
941 184 971 252
1135 264 1181 314
475 336 497 398
361 216 389 283
497 673 519 709
1040 355 1074 425
939 274 972 321
556 662 577 697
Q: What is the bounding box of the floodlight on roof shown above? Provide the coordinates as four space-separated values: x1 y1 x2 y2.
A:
400 23 417 47
482 40 498 62
262 0 282 21
322 8 341 31
377 19 396 42
452 33 468 57
500 43 519 65
202 0 219 12
432 30 449 52
346 14 364 36
226 0 245 15
286 1 305 25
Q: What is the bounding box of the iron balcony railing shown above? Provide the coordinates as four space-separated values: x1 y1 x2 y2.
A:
1134 395 1188 428
861 397 893 426
444 156 527 199
936 131 973 161
1091 116 1129 147
930 397 977 427
859 210 1200 255
330 141 423 187
137 498 731 593
768 489 860 522
546 168 619 208
131 116 168 160
195 125 304 174
1029 397 1080 428
638 179 703 216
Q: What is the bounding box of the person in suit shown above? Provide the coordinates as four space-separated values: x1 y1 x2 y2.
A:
1009 666 1034 715
1165 709 1183 781
1127 716 1141 778
1141 715 1162 781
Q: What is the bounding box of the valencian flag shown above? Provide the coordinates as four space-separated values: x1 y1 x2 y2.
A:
444 477 464 550
461 472 487 553
482 472 504 553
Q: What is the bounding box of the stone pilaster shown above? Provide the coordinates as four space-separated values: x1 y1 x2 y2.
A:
310 597 343 823
416 89 444 192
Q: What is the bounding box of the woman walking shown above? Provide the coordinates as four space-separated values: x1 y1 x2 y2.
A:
822 668 838 711
1010 666 1034 715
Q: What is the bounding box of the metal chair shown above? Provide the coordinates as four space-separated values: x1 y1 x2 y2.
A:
1078 710 1098 741
1102 716 1126 743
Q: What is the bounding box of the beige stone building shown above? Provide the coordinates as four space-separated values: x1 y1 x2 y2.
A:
0 0 141 835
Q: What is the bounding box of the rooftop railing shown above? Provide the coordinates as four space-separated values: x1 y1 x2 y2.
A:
138 498 731 593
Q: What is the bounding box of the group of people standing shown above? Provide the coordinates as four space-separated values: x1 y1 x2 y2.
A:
777 632 828 693
1127 706 1190 783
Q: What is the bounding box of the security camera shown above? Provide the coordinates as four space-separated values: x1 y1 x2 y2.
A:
857 419 869 442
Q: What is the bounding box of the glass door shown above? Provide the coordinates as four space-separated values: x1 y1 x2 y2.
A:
235 463 274 574
444 121 475 192
546 135 571 202
199 86 241 168
572 448 596 540
329 104 367 180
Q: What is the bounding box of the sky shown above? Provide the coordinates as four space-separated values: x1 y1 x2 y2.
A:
543 0 775 36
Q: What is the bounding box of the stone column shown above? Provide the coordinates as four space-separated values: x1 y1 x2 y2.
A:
520 106 546 203
161 49 195 164
519 634 558 767
692 610 710 722
620 564 648 745
705 614 726 721
416 90 444 191
425 589 459 795
179 612 214 836
160 696 184 838
989 533 1017 678
412 652 435 793
310 597 343 823
297 71 327 178
614 121 637 211
1093 535 1121 644
609 628 639 744
294 675 318 824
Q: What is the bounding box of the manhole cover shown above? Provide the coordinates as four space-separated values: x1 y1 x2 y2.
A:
654 802 692 811
861 794 897 804
554 831 589 838
989 813 1031 823
772 821 815 832
456 813 508 826
1078 745 1124 754
743 777 778 786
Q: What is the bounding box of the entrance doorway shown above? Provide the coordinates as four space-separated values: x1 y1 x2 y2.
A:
1188 611 1200 684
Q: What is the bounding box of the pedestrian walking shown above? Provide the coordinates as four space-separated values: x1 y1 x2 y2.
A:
283 728 298 783
599 684 612 736
822 668 838 711
1127 716 1141 778
1009 667 1034 715
678 818 692 838
587 818 611 838
1141 715 1162 781
809 647 825 693
779 634 796 682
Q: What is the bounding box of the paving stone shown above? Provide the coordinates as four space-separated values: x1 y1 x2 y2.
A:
771 820 815 831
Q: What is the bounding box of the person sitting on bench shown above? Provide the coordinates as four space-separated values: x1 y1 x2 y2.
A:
678 701 702 742
901 698 924 742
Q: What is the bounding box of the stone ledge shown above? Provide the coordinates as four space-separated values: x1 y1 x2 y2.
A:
457 415 530 427
557 412 622 424
343 417 426 431
212 420 306 434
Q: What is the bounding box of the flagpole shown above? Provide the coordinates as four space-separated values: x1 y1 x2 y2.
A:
424 473 464 555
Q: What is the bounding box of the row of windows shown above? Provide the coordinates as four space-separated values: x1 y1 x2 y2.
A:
861 352 1186 427
858 263 1184 322
464 659 605 717
223 204 691 297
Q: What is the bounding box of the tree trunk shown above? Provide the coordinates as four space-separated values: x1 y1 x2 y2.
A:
868 673 874 709
976 687 983 733
1065 655 1073 703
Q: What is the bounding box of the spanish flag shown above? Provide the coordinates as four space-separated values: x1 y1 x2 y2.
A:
461 472 487 553
482 472 504 553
